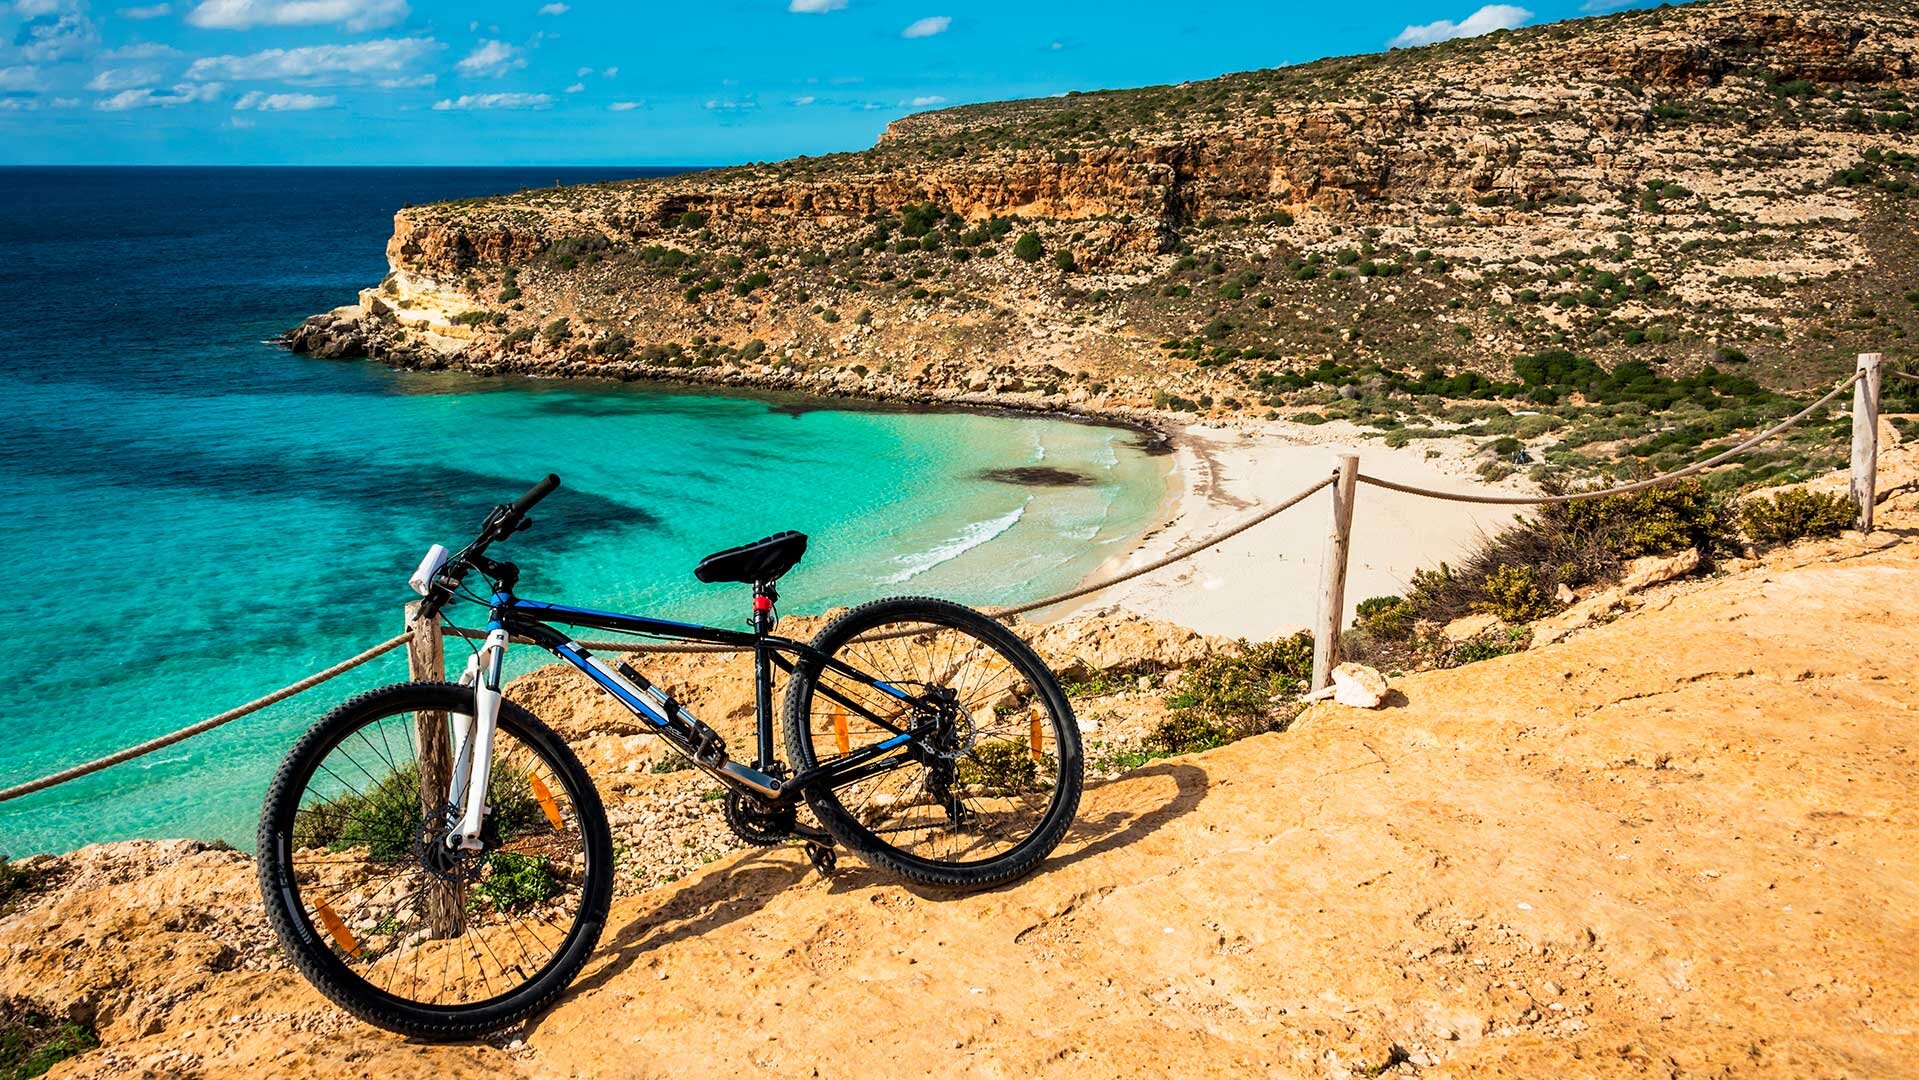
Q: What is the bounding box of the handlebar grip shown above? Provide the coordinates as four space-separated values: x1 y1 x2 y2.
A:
508 474 560 519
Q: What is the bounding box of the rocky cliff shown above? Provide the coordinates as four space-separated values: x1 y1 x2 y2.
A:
291 0 1917 448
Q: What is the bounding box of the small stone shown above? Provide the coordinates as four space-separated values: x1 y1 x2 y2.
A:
1442 612 1502 642
1621 547 1701 592
1331 663 1390 708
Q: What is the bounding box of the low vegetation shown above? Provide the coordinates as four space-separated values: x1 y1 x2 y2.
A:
0 1005 97 1080
1154 634 1313 754
1738 487 1855 543
292 762 544 862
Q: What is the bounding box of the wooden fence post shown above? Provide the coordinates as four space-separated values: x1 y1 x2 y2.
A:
1850 352 1883 533
1312 455 1360 692
405 602 463 938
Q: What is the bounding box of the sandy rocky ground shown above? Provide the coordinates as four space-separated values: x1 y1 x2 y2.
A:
4 464 1918 1076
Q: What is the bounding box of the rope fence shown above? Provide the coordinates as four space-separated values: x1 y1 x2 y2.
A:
1352 370 1862 506
0 353 1900 805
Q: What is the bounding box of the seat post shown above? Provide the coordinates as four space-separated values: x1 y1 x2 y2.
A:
751 581 777 770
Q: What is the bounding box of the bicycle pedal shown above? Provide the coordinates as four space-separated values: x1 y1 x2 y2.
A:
805 843 837 877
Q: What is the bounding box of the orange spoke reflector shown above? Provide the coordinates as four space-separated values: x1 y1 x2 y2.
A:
1029 712 1044 762
530 774 566 830
833 710 850 755
315 900 360 958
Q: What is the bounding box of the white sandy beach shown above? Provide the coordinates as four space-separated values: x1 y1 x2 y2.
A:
1047 420 1526 639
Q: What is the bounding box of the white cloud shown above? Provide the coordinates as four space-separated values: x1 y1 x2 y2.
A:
187 37 438 82
17 11 100 62
234 89 334 109
1389 4 1531 47
455 39 524 77
788 0 845 11
102 42 180 58
704 97 755 110
117 2 170 15
536 1 566 12
601 65 615 76
95 81 220 109
186 0 409 32
907 94 944 106
376 72 433 87
0 65 43 91
432 91 550 109
86 65 163 90
790 94 814 106
574 65 591 76
900 15 948 38
607 100 638 111
563 81 583 92
12 0 71 16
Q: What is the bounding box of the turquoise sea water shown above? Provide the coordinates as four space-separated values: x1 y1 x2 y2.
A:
0 168 1167 856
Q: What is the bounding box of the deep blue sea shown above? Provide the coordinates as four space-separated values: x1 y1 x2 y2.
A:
0 167 1167 856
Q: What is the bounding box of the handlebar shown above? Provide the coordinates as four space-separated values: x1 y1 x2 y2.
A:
483 473 561 542
509 474 560 521
418 475 562 616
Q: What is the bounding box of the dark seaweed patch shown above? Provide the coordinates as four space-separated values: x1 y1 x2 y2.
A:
977 466 1096 487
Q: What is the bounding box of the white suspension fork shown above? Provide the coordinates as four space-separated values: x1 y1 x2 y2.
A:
450 625 508 850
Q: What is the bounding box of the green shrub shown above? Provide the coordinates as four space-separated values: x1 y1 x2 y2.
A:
0 856 29 915
1395 478 1729 628
1014 232 1044 262
292 762 543 863
475 852 561 913
1555 478 1732 561
957 740 1041 794
1738 488 1853 544
1475 565 1558 621
451 310 493 328
0 1008 99 1080
541 317 571 346
1354 594 1416 640
1054 248 1077 272
1444 628 1531 667
592 332 634 358
504 327 535 348
1162 634 1313 746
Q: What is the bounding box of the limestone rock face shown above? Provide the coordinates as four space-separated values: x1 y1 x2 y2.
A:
284 0 1919 429
1620 547 1703 592
1442 612 1503 643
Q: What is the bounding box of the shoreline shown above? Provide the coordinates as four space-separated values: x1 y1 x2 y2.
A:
1037 419 1527 640
292 333 1522 641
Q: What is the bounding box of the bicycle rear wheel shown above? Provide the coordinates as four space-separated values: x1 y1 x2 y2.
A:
257 681 612 1040
782 597 1082 890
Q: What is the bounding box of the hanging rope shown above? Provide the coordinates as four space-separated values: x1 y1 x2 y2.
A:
1355 372 1860 506
0 633 411 804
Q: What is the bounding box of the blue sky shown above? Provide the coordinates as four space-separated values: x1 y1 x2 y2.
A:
1 0 1665 166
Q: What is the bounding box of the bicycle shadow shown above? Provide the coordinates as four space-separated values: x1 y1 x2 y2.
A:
529 760 1210 1028
896 760 1211 898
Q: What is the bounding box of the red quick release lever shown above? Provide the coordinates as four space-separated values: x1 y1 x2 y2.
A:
753 595 773 613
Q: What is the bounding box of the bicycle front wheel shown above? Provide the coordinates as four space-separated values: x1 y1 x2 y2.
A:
783 597 1083 890
257 681 612 1040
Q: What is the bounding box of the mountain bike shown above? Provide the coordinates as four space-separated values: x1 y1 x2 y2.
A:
257 475 1083 1039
